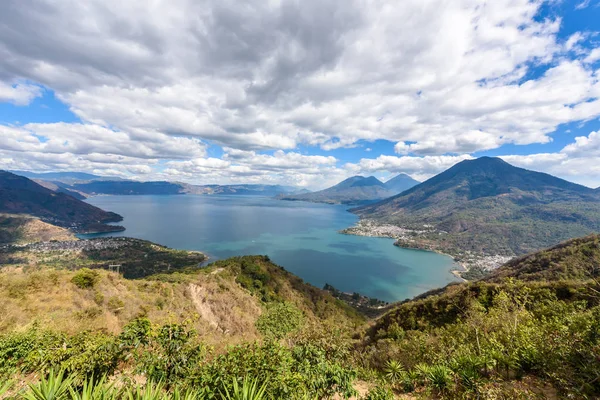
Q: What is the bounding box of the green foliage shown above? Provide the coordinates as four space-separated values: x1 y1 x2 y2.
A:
106 297 124 313
360 385 393 400
382 360 403 383
255 302 304 339
364 278 600 397
69 375 116 400
425 364 453 392
0 327 43 377
21 369 73 400
71 269 100 289
0 380 12 398
124 381 169 400
489 234 600 282
235 259 277 302
190 339 356 399
221 377 267 400
170 387 202 400
119 318 152 349
135 324 206 387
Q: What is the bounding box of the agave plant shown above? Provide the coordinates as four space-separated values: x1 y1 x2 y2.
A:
21 369 73 400
69 375 116 400
220 377 267 400
457 368 480 392
382 360 404 383
1 380 12 398
413 363 431 386
426 365 454 392
124 381 168 400
398 370 418 393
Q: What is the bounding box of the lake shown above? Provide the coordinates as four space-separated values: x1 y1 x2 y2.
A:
85 195 459 302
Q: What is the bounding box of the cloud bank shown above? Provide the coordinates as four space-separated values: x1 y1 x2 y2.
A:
0 0 599 188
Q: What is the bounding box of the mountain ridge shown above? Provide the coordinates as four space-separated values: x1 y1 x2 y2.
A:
351 157 600 258
10 171 300 197
0 171 124 233
279 173 419 205
383 173 421 194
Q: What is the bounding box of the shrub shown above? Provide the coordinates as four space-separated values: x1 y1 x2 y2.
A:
361 385 394 400
107 297 125 313
71 269 100 289
138 323 206 386
256 302 304 339
93 291 105 305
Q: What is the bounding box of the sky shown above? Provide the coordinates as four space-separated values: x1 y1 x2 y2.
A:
0 0 599 190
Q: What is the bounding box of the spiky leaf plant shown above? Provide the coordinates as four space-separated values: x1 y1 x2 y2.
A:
1 380 12 398
382 360 404 383
220 377 267 400
171 387 204 400
426 365 454 392
69 376 116 400
21 369 72 400
124 382 168 400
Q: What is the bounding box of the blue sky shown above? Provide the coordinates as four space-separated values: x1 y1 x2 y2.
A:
0 0 599 189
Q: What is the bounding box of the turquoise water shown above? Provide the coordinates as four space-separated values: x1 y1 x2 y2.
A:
85 195 459 302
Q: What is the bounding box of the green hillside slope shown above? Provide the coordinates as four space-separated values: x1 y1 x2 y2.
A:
2 230 600 398
353 157 600 258
0 171 124 233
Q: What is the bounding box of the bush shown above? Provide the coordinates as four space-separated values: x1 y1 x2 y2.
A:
71 269 100 289
361 385 394 400
256 302 304 340
107 297 124 313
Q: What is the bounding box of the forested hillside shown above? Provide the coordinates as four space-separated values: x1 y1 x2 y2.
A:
353 157 600 257
0 171 124 233
1 232 600 398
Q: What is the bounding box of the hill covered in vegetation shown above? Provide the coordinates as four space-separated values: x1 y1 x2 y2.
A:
0 171 124 233
0 240 364 398
351 157 600 259
0 214 76 244
364 234 600 398
1 230 600 398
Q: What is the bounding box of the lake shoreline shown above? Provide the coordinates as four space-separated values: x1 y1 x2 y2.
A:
340 219 512 279
85 195 460 302
339 221 466 278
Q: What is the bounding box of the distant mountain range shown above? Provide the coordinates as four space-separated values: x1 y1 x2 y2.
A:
180 183 301 197
71 180 183 195
0 171 124 233
10 171 300 197
32 179 88 200
353 157 600 256
10 170 124 184
383 173 421 194
278 174 420 205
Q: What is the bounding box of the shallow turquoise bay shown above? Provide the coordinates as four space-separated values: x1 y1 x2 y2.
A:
85 195 459 302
